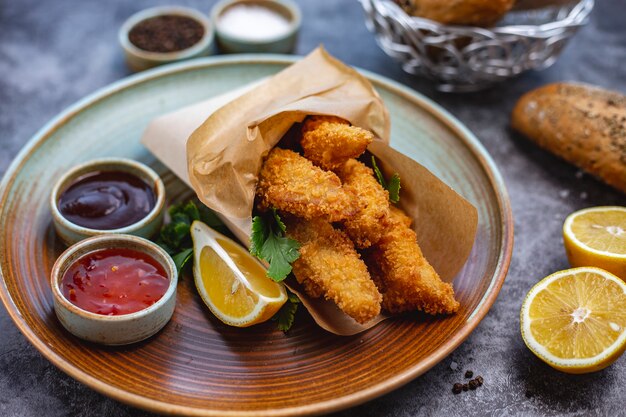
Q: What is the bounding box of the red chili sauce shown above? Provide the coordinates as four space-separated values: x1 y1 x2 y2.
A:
61 248 169 316
58 171 156 230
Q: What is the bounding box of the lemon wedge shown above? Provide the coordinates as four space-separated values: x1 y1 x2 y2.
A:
191 220 287 327
520 267 626 374
563 206 626 280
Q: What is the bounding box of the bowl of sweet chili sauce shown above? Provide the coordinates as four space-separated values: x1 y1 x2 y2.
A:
50 158 165 246
50 233 177 345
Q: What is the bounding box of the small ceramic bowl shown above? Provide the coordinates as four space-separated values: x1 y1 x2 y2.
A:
50 158 165 246
50 234 178 345
211 0 301 54
119 6 214 72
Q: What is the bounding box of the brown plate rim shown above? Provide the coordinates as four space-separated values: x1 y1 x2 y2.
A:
0 55 514 416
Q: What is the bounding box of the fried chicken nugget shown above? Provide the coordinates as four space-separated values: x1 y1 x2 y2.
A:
257 148 359 222
285 216 382 324
301 116 373 170
335 159 390 248
364 206 459 315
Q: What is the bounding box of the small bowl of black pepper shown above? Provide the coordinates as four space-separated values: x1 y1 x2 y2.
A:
119 6 214 72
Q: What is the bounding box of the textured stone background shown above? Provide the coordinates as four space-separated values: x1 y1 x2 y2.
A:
1 0 625 416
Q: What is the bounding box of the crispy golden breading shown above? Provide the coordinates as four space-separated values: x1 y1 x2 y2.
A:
301 116 373 170
364 207 459 315
335 159 390 248
285 216 382 324
257 148 359 222
389 205 412 228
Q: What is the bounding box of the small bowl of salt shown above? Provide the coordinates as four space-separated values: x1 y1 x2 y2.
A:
211 0 301 54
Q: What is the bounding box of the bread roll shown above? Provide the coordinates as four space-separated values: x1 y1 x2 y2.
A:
396 0 515 26
512 82 626 193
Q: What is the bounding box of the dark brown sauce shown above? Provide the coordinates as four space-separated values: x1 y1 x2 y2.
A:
58 171 156 230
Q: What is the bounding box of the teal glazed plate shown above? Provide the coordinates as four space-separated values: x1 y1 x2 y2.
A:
0 55 513 416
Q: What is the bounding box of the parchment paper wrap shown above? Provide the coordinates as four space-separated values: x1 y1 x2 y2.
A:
142 47 478 335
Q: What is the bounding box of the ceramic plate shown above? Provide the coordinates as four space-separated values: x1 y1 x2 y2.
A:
0 55 513 416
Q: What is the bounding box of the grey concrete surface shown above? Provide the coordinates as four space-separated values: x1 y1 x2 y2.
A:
1 0 625 416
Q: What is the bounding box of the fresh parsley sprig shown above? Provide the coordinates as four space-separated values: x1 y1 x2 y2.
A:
156 199 228 273
250 208 300 282
371 156 401 203
272 290 301 332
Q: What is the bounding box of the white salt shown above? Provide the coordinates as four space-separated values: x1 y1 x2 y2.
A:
559 189 570 198
218 4 291 41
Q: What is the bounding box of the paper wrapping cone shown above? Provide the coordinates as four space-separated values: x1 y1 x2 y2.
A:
142 47 477 335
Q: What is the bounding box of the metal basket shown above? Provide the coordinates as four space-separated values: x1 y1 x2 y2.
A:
361 0 594 92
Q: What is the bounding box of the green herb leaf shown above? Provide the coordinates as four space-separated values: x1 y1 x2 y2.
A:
271 207 286 233
172 248 194 273
387 173 401 203
273 291 300 332
156 200 227 278
371 155 387 189
250 211 300 282
182 200 200 222
260 232 300 281
371 156 401 204
250 215 269 258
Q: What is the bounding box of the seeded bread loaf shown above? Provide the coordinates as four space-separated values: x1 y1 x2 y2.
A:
511 82 626 193
395 0 515 26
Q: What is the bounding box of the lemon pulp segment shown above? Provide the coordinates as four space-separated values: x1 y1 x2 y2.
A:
569 209 626 255
528 271 626 359
199 246 259 318
521 267 626 373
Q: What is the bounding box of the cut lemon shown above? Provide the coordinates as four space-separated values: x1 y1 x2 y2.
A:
520 267 626 374
191 220 287 327
563 206 626 280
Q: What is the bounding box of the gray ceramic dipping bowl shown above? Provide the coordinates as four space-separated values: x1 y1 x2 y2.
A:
50 158 165 246
50 234 178 346
119 6 214 72
211 0 301 53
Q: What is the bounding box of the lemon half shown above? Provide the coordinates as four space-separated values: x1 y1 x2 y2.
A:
563 206 626 280
520 267 626 374
191 221 287 327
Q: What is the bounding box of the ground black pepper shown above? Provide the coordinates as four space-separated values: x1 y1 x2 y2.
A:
465 370 473 378
468 379 478 390
129 15 204 53
476 376 483 386
462 383 469 391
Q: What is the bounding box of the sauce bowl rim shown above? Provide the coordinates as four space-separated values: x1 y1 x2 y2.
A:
50 233 178 322
118 5 215 62
49 157 166 236
211 0 302 45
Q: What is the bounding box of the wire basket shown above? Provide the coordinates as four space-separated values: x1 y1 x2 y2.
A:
361 0 594 92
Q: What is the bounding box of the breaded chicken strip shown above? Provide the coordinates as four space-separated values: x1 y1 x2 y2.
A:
301 116 373 170
335 159 390 248
388 205 412 228
257 148 359 222
364 207 459 315
285 216 382 324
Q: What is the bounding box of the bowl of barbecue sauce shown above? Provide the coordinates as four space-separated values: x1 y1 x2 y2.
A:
50 233 177 345
51 158 165 246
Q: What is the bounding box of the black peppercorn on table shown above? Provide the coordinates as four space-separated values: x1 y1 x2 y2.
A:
1 0 625 416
